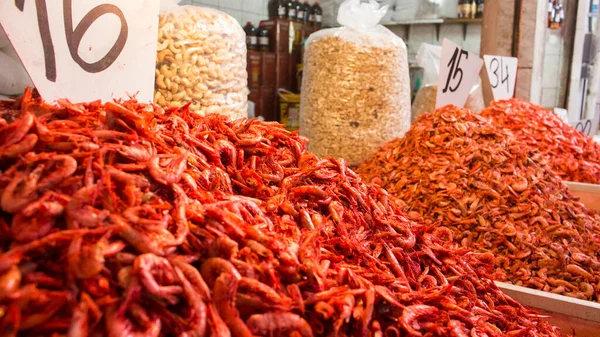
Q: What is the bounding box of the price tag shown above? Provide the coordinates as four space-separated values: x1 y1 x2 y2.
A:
436 38 484 109
0 0 159 102
484 55 518 101
570 115 600 137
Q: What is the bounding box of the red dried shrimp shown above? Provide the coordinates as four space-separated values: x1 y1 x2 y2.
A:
359 105 600 302
0 90 563 336
481 99 600 184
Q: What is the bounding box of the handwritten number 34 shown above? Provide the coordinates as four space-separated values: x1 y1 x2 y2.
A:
15 0 128 82
489 57 510 92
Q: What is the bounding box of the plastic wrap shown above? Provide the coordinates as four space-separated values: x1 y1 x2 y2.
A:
416 0 441 19
393 0 419 21
440 0 459 18
300 0 411 166
155 0 248 119
0 27 10 49
321 0 345 27
411 43 483 119
0 45 32 96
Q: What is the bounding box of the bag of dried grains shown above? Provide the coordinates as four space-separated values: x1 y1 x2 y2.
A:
411 43 484 120
155 0 248 120
300 0 411 166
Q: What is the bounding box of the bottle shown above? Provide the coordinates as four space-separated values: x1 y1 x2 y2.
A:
243 22 258 51
457 0 463 18
463 0 472 19
470 0 477 19
556 3 564 27
547 0 553 27
258 23 270 51
286 0 296 20
269 0 287 19
476 0 484 18
302 1 311 22
311 2 322 26
294 0 303 22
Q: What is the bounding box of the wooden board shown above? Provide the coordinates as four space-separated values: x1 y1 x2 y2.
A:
564 181 600 211
496 282 600 337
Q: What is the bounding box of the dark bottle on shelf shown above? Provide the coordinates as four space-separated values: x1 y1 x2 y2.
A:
476 0 484 18
311 2 322 26
268 0 287 19
286 0 296 20
258 23 270 51
243 22 258 51
293 0 303 22
302 1 311 22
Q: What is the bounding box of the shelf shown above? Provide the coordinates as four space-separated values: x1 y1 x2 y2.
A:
383 17 482 41
443 18 482 24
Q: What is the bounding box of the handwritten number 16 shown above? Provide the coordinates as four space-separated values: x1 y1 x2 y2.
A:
15 0 128 82
443 47 469 94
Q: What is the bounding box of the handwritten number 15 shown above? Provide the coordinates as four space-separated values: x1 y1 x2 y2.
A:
443 47 469 94
15 0 128 82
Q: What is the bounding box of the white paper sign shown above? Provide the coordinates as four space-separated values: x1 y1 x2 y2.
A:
484 55 518 101
570 116 600 137
436 38 484 109
0 0 159 103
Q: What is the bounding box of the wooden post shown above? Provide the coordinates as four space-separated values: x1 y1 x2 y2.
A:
514 0 546 102
480 0 516 105
480 0 546 104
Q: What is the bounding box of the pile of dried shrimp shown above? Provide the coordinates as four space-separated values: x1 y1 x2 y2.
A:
481 99 600 184
0 90 563 336
359 105 600 302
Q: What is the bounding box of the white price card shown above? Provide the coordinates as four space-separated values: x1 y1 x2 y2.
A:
436 38 484 109
570 116 600 137
484 55 518 101
0 0 159 103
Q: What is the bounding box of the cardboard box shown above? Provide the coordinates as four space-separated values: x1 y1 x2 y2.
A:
248 88 262 119
261 19 290 54
261 53 277 88
276 53 290 91
278 89 300 130
260 87 276 121
247 51 263 89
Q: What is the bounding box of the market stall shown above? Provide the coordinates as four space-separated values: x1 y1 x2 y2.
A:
0 0 599 336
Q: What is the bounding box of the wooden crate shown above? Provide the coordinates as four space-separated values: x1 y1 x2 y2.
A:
496 282 600 337
564 181 600 211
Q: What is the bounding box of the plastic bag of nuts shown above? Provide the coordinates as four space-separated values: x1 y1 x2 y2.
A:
155 0 248 120
300 0 411 166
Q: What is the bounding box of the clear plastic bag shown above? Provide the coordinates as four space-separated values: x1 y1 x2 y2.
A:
416 0 441 20
300 0 411 166
320 0 345 27
155 0 248 119
0 45 32 96
411 43 484 119
393 0 419 22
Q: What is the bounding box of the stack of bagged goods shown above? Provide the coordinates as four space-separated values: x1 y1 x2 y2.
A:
300 0 411 166
0 29 31 99
0 89 565 336
155 1 248 119
482 99 600 184
411 43 484 120
359 105 600 302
